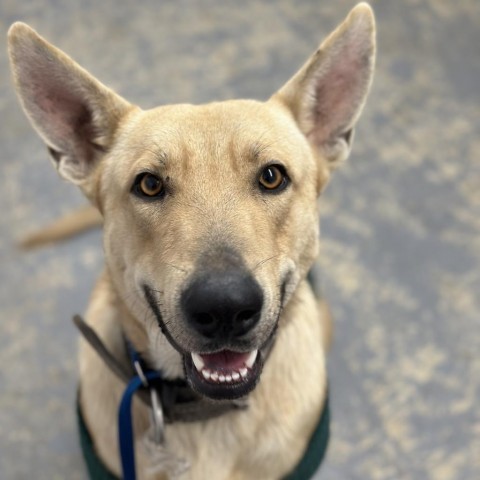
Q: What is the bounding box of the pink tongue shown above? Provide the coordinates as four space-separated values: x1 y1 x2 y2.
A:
200 350 250 370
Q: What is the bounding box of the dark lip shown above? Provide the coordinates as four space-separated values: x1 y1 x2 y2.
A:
184 350 264 400
144 284 185 353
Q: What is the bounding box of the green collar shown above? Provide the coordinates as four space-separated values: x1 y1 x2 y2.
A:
77 393 329 480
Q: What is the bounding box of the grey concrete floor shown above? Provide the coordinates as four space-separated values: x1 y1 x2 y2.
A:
1 1 479 479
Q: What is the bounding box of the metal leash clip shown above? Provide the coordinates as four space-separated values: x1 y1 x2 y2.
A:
134 359 165 445
149 388 165 445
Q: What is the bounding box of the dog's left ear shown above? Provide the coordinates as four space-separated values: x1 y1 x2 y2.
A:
273 3 375 169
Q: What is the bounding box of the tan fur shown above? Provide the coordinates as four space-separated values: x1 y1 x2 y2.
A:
8 4 375 479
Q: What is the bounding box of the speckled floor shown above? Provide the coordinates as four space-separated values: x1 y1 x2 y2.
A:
0 1 479 479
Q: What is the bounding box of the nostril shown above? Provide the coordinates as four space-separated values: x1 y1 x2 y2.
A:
232 309 261 337
190 312 219 339
235 310 257 324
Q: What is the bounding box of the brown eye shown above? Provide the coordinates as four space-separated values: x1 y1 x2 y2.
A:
259 165 288 192
133 173 164 198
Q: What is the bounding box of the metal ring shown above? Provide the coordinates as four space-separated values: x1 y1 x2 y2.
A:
134 360 149 387
149 388 165 444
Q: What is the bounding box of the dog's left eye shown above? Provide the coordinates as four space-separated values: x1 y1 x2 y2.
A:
258 165 289 192
132 173 164 198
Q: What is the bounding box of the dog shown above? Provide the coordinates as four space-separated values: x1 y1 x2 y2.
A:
8 3 375 479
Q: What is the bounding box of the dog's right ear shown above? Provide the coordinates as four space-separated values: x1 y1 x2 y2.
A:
8 23 134 191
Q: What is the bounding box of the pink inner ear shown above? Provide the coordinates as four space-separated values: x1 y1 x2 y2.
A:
26 70 98 168
25 64 100 168
34 90 81 147
13 38 96 156
307 26 373 147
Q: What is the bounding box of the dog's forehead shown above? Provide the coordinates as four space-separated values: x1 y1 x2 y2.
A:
115 99 311 172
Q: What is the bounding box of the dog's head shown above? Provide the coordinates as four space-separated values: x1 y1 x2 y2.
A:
8 4 375 400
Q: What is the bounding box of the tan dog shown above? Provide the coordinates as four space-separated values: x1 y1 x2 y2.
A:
8 3 375 479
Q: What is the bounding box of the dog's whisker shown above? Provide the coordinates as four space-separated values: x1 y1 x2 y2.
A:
252 253 282 271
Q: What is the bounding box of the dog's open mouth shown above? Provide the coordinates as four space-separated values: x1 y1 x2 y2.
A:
192 350 257 383
184 349 263 400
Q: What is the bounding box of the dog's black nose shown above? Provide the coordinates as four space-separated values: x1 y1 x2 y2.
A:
181 269 263 340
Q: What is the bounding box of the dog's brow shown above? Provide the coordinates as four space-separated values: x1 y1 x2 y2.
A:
248 142 271 162
154 149 168 167
250 143 262 160
135 143 169 167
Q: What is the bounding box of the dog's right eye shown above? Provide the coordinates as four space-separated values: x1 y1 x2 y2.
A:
132 173 164 198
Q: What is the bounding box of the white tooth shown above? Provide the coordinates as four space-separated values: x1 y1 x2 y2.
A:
219 375 226 383
225 375 232 382
240 368 248 378
211 372 219 382
202 369 211 380
191 353 205 372
232 372 240 381
245 350 258 369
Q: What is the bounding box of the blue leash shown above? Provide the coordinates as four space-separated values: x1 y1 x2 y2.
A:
118 347 163 480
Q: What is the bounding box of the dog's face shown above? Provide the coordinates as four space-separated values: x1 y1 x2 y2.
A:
101 100 324 398
8 4 375 399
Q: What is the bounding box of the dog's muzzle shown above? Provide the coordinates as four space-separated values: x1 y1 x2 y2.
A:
180 266 267 399
143 244 281 400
